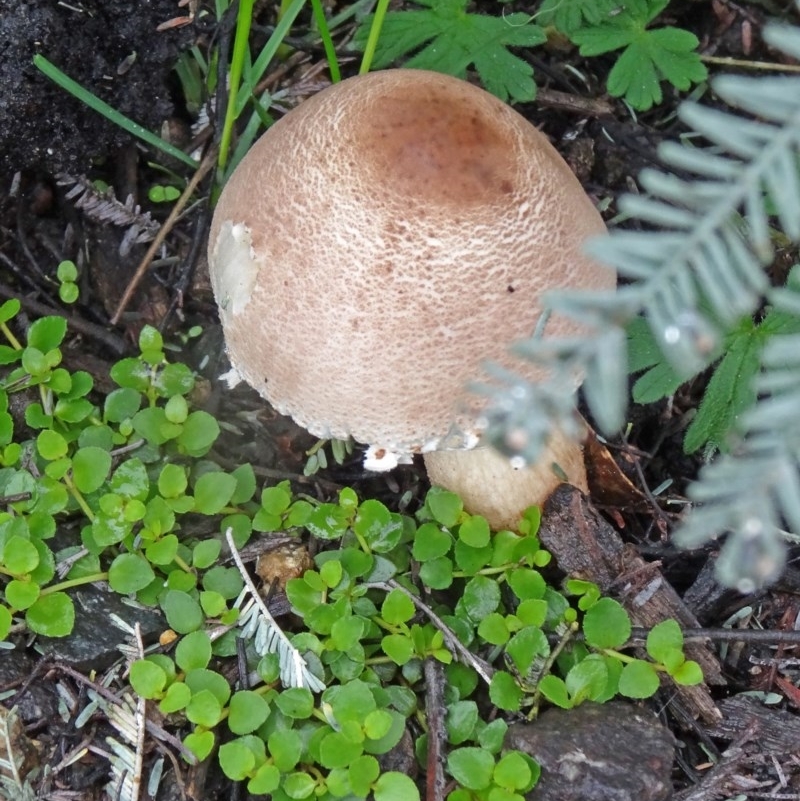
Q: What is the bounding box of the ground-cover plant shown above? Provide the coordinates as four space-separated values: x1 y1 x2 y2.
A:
353 0 707 109
627 266 800 456
0 303 701 798
480 18 800 590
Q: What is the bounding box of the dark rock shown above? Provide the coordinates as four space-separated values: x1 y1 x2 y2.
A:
34 586 164 672
507 702 675 801
0 649 59 723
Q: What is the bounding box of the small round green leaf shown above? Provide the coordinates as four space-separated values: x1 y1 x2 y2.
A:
319 730 364 769
228 690 270 734
268 728 302 772
412 522 452 561
184 730 215 761
249 763 280 795
494 751 532 791
582 597 631 649
618 659 660 699
177 410 220 456
175 630 213 672
159 681 191 713
646 619 683 663
461 574 501 623
130 659 169 699
193 471 237 515
162 589 204 633
488 671 523 712
426 488 462 527
458 515 490 548
282 771 317 799
3 536 40 574
0 606 12 640
218 739 256 781
275 687 314 719
5 579 39 610
374 771 420 801
108 553 155 594
158 463 188 498
381 633 414 665
381 588 415 625
447 746 495 791
419 556 453 590
446 700 478 745
36 429 68 460
672 660 703 686
185 688 223 727
28 316 67 352
192 538 221 569
25 591 74 637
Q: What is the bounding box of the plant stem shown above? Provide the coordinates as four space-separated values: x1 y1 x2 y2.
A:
219 0 256 172
310 0 341 82
63 474 95 522
358 0 390 74
33 56 197 169
0 321 22 350
41 572 109 595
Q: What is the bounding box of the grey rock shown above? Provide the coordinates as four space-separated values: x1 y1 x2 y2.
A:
34 586 164 672
507 701 675 801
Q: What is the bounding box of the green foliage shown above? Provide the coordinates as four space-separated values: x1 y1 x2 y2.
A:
0 301 703 796
353 0 546 103
628 267 800 455
564 0 707 111
355 0 704 109
481 20 800 591
56 260 79 304
148 184 181 203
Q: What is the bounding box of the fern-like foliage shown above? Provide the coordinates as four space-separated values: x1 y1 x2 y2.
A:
0 706 37 800
58 173 159 257
227 529 326 693
481 19 800 589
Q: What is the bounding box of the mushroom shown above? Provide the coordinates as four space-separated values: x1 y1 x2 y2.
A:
208 69 615 530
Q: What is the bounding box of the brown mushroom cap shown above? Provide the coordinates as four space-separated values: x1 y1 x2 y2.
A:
208 69 614 459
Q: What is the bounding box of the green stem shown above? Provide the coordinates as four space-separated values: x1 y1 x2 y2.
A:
528 621 579 720
62 474 95 522
310 0 341 83
0 321 22 350
218 0 256 172
41 572 109 595
173 553 194 573
453 565 512 578
33 56 197 169
603 648 667 672
359 0 391 75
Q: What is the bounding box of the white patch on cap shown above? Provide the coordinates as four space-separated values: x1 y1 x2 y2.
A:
211 221 260 320
220 366 243 389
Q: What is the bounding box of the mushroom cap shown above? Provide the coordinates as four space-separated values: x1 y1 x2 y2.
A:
208 69 614 457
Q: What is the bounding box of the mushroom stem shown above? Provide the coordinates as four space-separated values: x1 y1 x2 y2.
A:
422 427 587 531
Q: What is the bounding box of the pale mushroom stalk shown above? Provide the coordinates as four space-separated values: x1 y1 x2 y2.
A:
208 69 615 531
423 429 588 532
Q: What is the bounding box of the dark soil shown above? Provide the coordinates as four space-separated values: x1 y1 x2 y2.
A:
2 1 800 800
0 0 192 177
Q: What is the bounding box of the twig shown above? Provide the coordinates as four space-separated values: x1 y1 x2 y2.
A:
110 147 216 325
51 663 196 763
423 659 447 801
131 623 146 801
226 528 325 692
0 283 127 356
534 87 615 117
634 627 800 647
366 580 494 685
